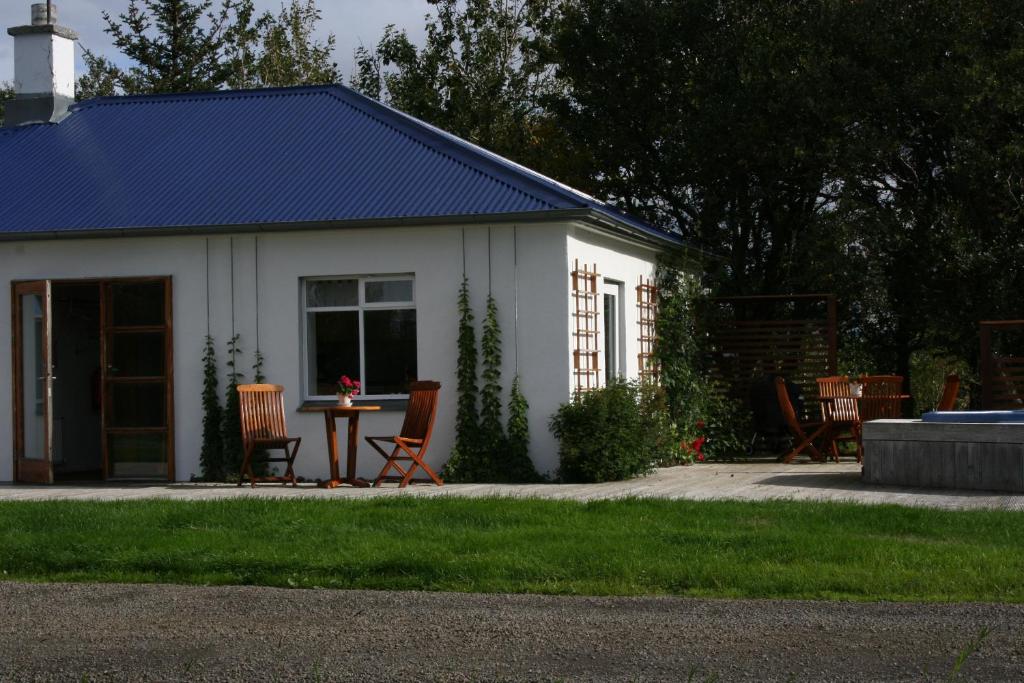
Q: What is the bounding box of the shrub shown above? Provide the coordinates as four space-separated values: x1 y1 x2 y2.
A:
551 379 677 483
909 349 972 415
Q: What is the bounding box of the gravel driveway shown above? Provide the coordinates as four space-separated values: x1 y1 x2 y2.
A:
0 581 1021 681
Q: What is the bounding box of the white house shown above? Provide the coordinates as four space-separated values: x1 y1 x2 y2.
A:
0 5 696 484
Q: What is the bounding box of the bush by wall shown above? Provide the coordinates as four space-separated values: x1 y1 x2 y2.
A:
551 379 678 483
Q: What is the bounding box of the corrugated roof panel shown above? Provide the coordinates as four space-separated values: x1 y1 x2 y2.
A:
0 84 682 246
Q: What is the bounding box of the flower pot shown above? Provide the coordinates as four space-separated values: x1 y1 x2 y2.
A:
337 394 353 407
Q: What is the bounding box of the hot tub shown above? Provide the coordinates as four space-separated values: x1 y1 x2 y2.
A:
862 419 1024 492
922 410 1024 424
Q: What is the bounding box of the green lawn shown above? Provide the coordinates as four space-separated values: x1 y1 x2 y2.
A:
0 497 1022 602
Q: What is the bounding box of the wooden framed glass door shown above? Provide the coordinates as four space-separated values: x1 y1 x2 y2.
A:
13 281 54 483
101 278 174 480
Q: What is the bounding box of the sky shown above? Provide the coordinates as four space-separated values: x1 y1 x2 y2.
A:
0 0 429 85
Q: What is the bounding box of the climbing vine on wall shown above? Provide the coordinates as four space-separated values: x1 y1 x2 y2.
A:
479 294 506 458
199 335 224 481
220 334 245 477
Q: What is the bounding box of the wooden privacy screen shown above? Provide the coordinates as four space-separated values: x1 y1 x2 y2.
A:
706 294 837 413
637 276 658 382
980 320 1024 409
571 260 600 393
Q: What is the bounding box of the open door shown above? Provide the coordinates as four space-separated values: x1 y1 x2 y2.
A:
13 281 54 483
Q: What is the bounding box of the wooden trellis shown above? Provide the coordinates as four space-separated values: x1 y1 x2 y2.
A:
572 260 600 392
980 320 1024 409
637 276 658 382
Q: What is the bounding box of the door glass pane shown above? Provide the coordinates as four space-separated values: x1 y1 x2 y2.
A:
604 293 618 382
108 433 167 479
364 309 417 395
306 311 360 395
111 281 165 326
306 279 358 308
365 280 413 304
20 293 45 460
110 332 165 377
109 383 166 428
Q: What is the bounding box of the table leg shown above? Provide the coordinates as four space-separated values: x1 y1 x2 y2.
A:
319 411 342 489
346 413 369 487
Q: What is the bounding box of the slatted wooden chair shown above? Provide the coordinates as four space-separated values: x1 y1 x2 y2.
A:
856 375 905 462
237 384 301 487
937 374 961 411
366 381 443 488
775 377 828 463
816 375 859 462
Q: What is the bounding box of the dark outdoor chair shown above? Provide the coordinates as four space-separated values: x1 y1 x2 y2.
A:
776 377 827 463
937 374 960 411
749 374 805 456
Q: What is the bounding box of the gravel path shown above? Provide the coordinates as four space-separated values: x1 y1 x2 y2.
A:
0 582 1021 681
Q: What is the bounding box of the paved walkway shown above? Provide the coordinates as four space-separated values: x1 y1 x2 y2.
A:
1 581 1021 681
2 463 1023 510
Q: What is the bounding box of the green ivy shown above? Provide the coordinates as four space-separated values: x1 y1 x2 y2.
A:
199 335 224 481
220 334 245 478
503 374 542 482
478 294 506 459
655 256 748 461
444 278 481 481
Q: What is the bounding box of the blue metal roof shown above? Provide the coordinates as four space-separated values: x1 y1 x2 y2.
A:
0 84 682 246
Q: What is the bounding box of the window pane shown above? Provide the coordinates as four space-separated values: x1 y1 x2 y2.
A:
604 293 618 382
364 309 417 395
108 433 167 479
307 311 360 395
306 279 357 308
110 332 165 377
109 383 166 428
111 282 165 326
365 280 413 303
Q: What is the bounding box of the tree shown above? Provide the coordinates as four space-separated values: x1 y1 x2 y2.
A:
231 0 340 88
353 0 573 178
0 82 13 126
78 0 251 98
77 0 339 98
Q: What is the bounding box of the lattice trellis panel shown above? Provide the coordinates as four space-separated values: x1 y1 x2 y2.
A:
571 260 600 392
637 276 658 382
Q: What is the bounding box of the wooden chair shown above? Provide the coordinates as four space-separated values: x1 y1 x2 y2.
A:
856 375 904 462
237 384 301 487
937 374 960 411
366 381 443 487
816 376 859 462
776 377 828 463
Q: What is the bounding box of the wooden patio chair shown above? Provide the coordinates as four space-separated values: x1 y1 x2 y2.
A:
937 374 960 411
856 375 904 462
816 376 859 462
366 381 443 488
237 384 301 487
775 377 828 463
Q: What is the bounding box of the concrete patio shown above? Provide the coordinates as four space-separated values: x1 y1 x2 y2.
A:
3 463 1024 510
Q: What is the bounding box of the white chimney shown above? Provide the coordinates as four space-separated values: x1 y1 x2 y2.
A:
5 3 78 127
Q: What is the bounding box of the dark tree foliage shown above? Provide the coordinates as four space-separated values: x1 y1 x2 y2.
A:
0 82 14 126
352 0 577 181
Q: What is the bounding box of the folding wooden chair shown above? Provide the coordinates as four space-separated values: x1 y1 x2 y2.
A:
937 374 960 411
366 381 443 487
775 377 828 463
237 384 301 487
816 376 859 462
856 375 904 462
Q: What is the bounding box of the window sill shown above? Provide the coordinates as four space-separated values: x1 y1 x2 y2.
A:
297 399 408 413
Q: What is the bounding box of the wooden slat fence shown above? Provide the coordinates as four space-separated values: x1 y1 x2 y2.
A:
706 294 838 414
980 321 1024 409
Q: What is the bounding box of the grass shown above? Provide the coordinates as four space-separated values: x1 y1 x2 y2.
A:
0 497 1022 602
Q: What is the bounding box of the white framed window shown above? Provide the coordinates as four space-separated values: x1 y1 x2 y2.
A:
602 279 625 385
301 275 417 400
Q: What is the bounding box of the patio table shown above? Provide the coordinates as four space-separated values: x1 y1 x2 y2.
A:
301 405 381 488
818 390 910 461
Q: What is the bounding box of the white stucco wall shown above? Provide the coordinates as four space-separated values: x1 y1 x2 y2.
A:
0 221 575 482
565 223 662 392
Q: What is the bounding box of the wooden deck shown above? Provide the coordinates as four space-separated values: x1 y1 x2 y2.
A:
2 463 1024 510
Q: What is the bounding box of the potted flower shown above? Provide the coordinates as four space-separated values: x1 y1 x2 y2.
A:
336 375 360 406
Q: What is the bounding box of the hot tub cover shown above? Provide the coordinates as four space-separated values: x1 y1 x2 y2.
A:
922 410 1024 423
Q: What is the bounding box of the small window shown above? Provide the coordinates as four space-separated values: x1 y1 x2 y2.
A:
302 276 417 399
602 280 624 384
